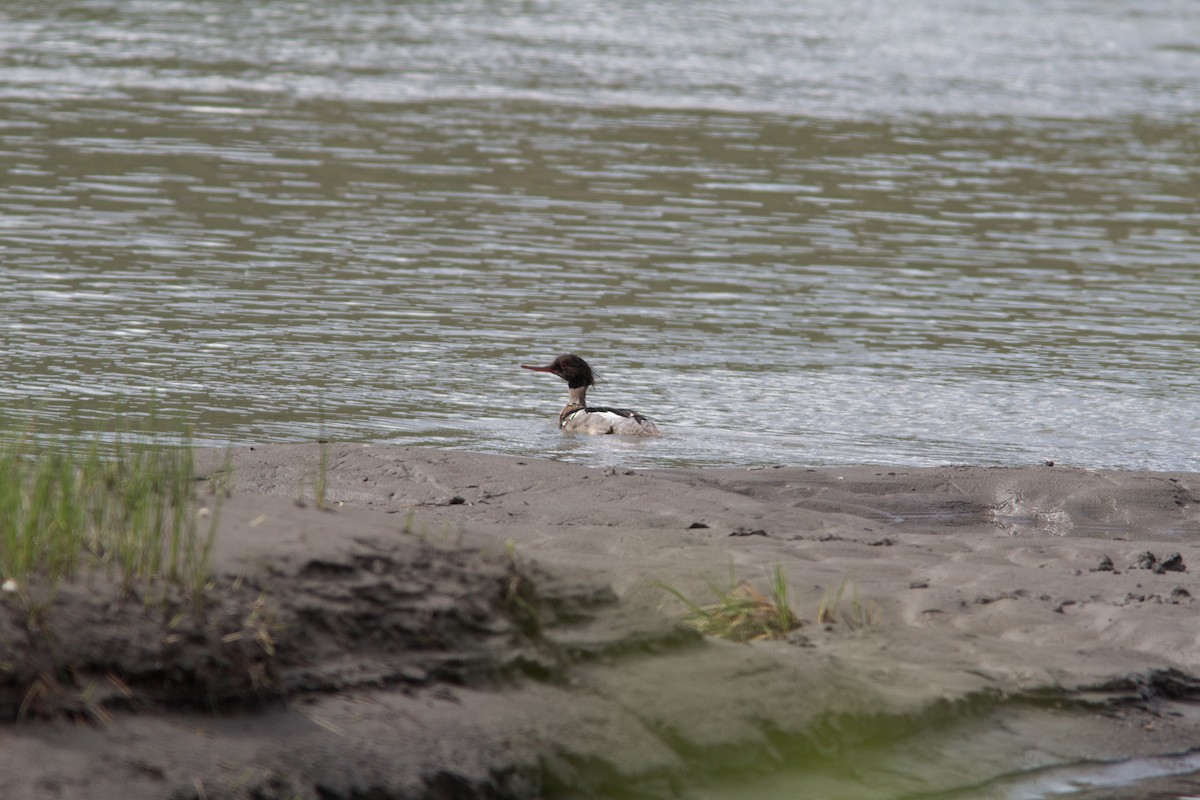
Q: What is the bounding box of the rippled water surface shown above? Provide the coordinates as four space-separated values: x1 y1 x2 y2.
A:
2 0 1198 470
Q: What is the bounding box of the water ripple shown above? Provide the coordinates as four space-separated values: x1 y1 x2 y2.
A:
1 1 1198 471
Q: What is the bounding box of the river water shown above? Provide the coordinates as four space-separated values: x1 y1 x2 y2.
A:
2 0 1198 471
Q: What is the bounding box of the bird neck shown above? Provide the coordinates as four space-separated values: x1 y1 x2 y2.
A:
565 385 588 411
559 386 588 424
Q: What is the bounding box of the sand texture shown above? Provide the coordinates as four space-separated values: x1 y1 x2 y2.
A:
4 443 1200 799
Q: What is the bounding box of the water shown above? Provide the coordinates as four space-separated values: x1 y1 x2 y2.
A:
2 0 1198 471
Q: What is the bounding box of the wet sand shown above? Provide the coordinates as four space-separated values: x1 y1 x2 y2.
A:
4 444 1200 798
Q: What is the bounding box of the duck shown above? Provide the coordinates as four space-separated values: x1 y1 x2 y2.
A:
521 354 661 436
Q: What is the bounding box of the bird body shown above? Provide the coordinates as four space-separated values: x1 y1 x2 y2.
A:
521 354 661 436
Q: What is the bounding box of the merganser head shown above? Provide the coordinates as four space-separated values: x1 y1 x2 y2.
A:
521 353 596 389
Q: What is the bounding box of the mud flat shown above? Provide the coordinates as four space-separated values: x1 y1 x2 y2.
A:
4 443 1200 799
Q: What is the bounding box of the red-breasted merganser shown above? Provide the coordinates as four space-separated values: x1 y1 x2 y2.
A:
521 354 661 436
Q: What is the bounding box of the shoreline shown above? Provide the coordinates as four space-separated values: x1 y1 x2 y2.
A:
4 443 1200 798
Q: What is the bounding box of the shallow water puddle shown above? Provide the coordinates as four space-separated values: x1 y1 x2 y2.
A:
989 751 1200 799
682 699 1200 800
692 750 1200 800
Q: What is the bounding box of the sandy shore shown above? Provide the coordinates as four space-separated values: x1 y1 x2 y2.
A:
4 443 1200 799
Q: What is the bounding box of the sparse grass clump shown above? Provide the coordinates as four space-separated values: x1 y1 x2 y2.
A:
818 578 879 629
500 539 541 636
656 565 801 642
658 568 883 641
0 424 218 595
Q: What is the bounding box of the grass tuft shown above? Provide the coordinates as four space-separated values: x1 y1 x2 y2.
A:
0 422 217 596
656 564 801 642
501 540 541 636
818 578 879 628
314 437 329 511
